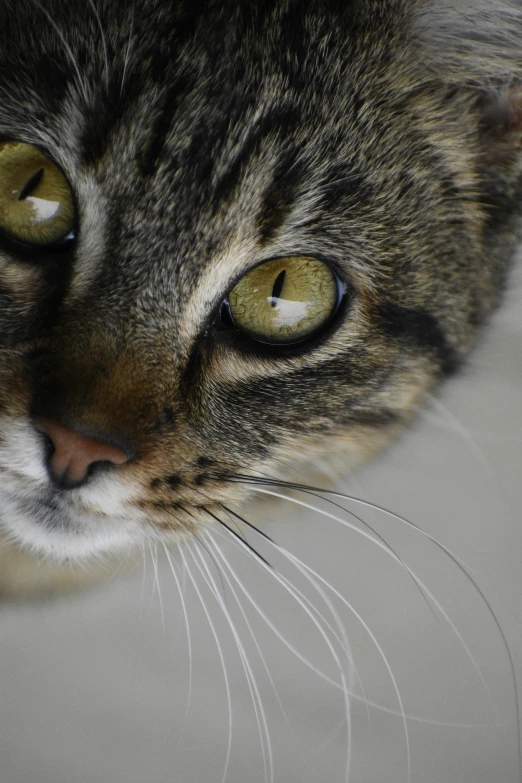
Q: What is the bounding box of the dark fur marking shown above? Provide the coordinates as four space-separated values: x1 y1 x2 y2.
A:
318 169 369 213
163 406 174 423
166 473 181 489
196 456 214 467
256 151 307 244
136 71 195 176
376 302 460 376
150 477 163 490
212 106 301 210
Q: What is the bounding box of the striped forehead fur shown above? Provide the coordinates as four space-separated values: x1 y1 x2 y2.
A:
0 0 520 562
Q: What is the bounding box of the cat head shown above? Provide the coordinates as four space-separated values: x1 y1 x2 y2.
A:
0 0 520 560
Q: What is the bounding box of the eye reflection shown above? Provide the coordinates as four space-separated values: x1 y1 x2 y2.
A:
0 141 75 247
228 256 340 344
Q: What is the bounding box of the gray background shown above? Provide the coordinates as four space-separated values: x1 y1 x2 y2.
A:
1 248 521 783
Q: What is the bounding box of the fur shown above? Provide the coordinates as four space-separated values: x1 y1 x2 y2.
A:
0 0 520 590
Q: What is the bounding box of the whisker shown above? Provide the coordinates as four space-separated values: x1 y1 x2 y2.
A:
183 508 229 600
228 474 473 576
216 506 496 728
120 1 136 98
245 485 498 722
206 529 363 746
26 0 92 106
189 540 274 783
274 541 411 783
203 532 297 739
210 516 353 782
219 507 358 679
228 474 520 758
211 525 348 691
239 473 437 620
206 508 272 568
220 504 369 715
178 545 233 783
161 543 194 728
147 539 165 634
86 0 110 92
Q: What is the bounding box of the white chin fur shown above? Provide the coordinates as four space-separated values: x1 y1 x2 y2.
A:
0 487 144 562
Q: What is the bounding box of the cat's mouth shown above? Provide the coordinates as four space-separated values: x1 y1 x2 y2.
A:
0 415 236 562
0 483 143 561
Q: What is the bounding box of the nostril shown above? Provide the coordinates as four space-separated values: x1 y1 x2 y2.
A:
34 416 131 490
39 430 56 461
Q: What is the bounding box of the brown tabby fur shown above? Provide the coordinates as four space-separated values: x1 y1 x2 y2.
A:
0 0 520 597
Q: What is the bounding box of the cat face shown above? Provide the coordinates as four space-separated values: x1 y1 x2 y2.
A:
0 0 520 560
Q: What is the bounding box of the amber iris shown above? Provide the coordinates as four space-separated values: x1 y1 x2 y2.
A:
228 256 339 344
0 141 74 246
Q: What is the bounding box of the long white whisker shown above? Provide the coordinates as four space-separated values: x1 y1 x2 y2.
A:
233 476 469 569
248 486 499 722
208 524 353 782
86 0 110 92
313 486 521 775
203 532 297 739
26 0 92 106
189 540 274 783
211 527 347 688
147 539 165 633
161 543 194 727
259 474 438 619
120 1 136 97
275 541 411 783
213 517 495 729
178 545 233 783
216 506 371 742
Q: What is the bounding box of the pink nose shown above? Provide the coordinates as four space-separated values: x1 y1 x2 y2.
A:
36 417 129 488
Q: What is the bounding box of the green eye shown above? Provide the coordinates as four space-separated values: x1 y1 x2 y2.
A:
227 256 341 344
0 141 74 247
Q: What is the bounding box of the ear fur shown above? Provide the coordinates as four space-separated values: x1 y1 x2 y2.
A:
411 1 522 88
411 1 522 183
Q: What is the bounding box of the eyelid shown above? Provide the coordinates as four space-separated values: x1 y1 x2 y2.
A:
219 255 347 347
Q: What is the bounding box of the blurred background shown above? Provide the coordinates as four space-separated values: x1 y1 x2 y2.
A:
1 249 521 783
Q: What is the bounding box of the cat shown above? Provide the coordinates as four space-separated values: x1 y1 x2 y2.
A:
0 0 520 603
0 2 521 783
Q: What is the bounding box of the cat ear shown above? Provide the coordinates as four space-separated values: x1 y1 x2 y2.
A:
412 1 522 87
411 1 522 180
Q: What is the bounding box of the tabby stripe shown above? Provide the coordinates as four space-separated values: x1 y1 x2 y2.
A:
375 302 459 376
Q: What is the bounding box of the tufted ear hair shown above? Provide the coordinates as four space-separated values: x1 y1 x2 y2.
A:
411 1 522 184
411 1 522 88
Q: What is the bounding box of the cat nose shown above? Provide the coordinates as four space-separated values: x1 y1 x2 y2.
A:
35 416 130 489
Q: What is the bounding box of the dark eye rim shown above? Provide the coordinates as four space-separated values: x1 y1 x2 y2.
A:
0 137 78 258
219 256 349 348
0 228 76 259
214 282 353 359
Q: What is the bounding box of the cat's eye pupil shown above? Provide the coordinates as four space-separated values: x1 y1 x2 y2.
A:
18 166 44 201
0 141 75 249
226 255 341 345
270 269 286 307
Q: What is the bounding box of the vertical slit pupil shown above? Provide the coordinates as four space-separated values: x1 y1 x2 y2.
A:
18 167 44 201
270 269 286 307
